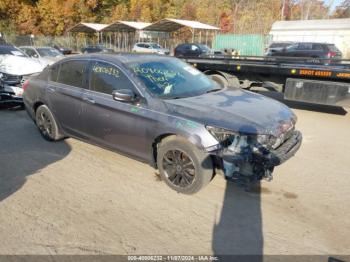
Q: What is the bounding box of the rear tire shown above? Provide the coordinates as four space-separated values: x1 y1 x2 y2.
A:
157 136 213 194
35 105 64 141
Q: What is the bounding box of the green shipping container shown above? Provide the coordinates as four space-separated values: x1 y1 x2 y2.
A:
213 34 270 56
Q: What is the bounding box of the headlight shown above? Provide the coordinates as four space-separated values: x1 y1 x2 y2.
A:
206 126 240 144
256 134 278 149
206 125 279 150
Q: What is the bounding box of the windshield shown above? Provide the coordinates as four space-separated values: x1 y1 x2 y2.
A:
327 44 340 52
126 58 220 99
0 46 26 57
198 44 211 52
37 48 63 57
270 42 291 48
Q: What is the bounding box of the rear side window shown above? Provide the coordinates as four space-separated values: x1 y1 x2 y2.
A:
57 60 87 88
49 64 60 82
90 61 134 95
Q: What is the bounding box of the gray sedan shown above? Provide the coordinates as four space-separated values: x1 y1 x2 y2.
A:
23 54 302 194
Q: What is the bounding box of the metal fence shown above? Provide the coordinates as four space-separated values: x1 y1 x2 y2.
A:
1 34 100 52
1 31 215 54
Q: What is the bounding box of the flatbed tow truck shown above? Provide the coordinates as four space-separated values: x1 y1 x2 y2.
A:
182 55 350 107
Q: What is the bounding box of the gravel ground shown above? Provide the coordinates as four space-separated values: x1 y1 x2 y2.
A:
0 103 349 255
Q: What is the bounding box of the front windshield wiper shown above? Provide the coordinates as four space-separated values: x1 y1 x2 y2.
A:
205 88 222 94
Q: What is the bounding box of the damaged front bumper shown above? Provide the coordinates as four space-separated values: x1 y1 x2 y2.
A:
0 90 23 109
211 130 302 186
0 73 30 108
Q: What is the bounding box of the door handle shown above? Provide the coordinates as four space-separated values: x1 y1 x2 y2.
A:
83 97 95 104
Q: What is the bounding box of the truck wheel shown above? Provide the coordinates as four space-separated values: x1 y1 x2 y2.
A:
210 74 229 88
35 105 64 141
157 136 213 194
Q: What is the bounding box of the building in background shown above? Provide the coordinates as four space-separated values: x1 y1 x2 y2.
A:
269 18 350 58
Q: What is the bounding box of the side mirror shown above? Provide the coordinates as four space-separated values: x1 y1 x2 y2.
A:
112 89 136 103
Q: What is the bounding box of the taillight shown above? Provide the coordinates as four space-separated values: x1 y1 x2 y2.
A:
327 51 336 58
22 80 30 92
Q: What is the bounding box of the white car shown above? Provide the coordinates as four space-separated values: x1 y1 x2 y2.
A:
19 46 64 67
0 45 45 99
132 42 170 55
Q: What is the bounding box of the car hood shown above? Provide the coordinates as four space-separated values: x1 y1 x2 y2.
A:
163 89 296 136
0 55 45 75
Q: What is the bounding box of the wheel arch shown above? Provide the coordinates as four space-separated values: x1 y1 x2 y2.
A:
33 101 44 112
151 133 176 168
151 131 207 168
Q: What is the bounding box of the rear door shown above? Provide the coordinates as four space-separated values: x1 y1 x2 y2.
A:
47 59 89 137
81 60 150 160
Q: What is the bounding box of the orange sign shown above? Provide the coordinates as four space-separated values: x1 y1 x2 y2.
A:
299 69 332 77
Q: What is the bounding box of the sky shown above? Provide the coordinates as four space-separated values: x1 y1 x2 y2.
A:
324 0 344 12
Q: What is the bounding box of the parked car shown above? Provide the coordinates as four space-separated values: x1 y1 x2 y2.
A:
20 46 64 67
81 45 114 54
132 42 170 55
265 42 293 56
0 44 45 106
267 42 342 62
53 45 72 55
174 43 212 58
23 54 302 194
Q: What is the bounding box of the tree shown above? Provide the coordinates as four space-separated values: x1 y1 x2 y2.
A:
332 0 350 18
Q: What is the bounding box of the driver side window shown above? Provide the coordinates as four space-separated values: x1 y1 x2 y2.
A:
90 61 135 95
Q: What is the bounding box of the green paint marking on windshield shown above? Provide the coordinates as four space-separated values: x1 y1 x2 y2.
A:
132 66 182 92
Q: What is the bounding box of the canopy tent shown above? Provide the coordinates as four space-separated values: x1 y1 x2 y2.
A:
102 21 151 32
66 23 109 51
67 22 109 33
100 21 153 51
143 18 219 32
66 19 221 52
143 18 219 46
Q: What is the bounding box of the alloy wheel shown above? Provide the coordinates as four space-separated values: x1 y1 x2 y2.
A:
162 149 196 188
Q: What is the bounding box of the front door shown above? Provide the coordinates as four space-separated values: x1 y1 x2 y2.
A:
81 61 152 160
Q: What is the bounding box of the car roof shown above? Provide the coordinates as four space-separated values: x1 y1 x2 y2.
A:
136 42 158 44
20 46 55 49
58 53 176 65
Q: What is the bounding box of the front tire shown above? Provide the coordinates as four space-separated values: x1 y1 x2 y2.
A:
157 136 213 194
35 105 64 141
